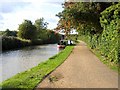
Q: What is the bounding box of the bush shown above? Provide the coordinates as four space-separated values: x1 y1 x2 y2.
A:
2 29 17 37
46 30 60 44
100 3 119 63
2 36 31 51
17 20 37 40
78 3 119 65
31 39 43 45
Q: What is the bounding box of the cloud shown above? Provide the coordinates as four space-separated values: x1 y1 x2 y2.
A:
0 15 4 20
0 2 30 13
0 0 64 30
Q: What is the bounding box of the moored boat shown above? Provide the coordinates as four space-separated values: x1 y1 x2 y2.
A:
57 44 66 48
57 40 67 48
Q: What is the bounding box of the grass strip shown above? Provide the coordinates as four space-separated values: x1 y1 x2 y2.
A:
0 46 74 90
78 35 119 73
80 39 119 73
90 48 119 73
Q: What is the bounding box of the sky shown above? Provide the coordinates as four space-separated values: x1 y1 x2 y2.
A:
0 0 65 31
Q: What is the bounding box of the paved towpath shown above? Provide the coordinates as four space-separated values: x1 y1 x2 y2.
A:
36 41 118 89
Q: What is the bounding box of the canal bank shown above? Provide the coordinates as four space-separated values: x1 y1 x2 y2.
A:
1 46 74 89
1 44 61 82
36 41 118 88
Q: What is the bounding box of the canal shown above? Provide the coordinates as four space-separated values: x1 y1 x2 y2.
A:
0 44 61 82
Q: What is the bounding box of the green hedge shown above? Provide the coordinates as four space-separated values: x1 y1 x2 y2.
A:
2 36 31 51
100 3 119 63
2 30 60 51
78 3 119 66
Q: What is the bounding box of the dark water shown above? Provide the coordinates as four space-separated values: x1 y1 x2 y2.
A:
0 44 62 82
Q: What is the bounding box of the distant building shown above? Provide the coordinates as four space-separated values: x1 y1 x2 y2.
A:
54 29 78 40
56 29 78 35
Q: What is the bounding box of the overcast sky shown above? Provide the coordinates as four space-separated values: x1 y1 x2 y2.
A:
0 0 65 31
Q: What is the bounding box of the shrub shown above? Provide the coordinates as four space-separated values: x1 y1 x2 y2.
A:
2 36 31 51
100 3 119 63
78 3 119 65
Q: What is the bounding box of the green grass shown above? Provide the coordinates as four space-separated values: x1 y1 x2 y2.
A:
90 48 119 73
78 35 119 73
0 46 74 90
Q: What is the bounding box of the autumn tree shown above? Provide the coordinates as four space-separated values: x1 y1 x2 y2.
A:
56 2 113 35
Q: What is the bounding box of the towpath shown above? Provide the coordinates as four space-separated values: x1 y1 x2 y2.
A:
36 41 118 89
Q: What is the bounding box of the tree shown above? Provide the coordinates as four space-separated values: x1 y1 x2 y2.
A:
4 29 11 36
56 2 113 36
3 29 17 37
34 18 48 31
17 20 37 40
34 18 48 39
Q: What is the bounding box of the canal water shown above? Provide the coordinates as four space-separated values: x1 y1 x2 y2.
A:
0 44 62 82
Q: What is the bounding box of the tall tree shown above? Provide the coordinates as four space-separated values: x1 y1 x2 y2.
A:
18 20 37 40
34 18 48 31
34 18 48 39
56 2 113 35
3 29 17 37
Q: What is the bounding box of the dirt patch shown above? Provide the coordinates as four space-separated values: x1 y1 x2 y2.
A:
48 73 64 83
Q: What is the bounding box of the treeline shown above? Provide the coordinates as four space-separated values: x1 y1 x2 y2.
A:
2 18 60 51
56 2 119 66
0 29 17 37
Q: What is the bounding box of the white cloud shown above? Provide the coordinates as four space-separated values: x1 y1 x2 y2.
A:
0 0 65 2
0 0 64 30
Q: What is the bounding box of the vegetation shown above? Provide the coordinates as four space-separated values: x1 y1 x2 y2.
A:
46 30 60 44
2 18 60 51
0 29 17 37
100 3 119 64
2 36 31 51
56 2 119 71
17 20 37 40
0 31 4 35
34 18 48 39
1 1 119 89
56 2 113 34
1 46 74 89
2 30 60 51
78 3 119 67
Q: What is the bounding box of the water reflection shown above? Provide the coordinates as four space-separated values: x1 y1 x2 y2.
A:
1 44 61 82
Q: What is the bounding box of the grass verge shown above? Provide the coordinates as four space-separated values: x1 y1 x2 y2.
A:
78 35 119 73
80 40 118 73
0 46 74 90
90 48 119 73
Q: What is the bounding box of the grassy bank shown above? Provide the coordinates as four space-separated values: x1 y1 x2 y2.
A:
2 36 32 51
0 46 74 90
78 35 119 73
91 48 119 73
2 36 60 51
